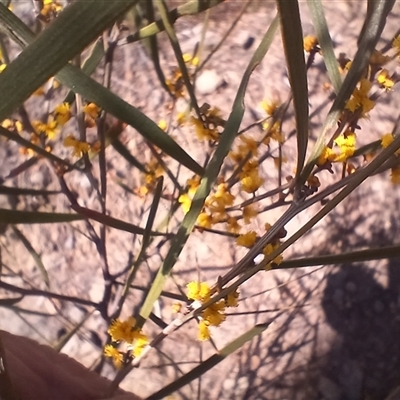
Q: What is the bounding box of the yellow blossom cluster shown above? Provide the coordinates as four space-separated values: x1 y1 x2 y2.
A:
54 103 72 126
240 168 264 193
1 116 50 158
381 133 400 184
13 100 100 158
166 69 186 98
260 99 280 117
317 131 356 166
236 223 284 270
196 182 236 229
257 100 287 181
185 103 281 234
303 35 319 53
377 69 395 91
165 53 198 98
82 102 101 127
345 78 375 117
40 0 63 21
138 156 165 197
158 119 168 131
104 316 149 368
393 34 400 57
191 115 219 142
77 102 101 154
186 281 239 341
260 99 285 145
0 44 5 72
32 119 59 140
206 182 235 215
183 52 199 67
63 135 90 157
333 132 356 162
320 39 400 188
261 120 285 145
190 104 225 142
371 36 400 184
165 53 200 99
390 167 400 184
381 133 398 151
229 136 265 194
11 117 58 157
195 186 259 234
182 101 276 227
58 103 100 157
1 119 23 134
242 205 258 224
178 175 201 214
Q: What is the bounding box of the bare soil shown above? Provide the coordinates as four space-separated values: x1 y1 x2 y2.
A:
1 1 400 399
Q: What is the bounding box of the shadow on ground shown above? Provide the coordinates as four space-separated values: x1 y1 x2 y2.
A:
320 261 400 400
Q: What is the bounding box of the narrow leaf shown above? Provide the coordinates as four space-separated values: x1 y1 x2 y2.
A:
111 139 148 174
307 0 342 93
125 0 225 42
72 205 169 237
0 185 60 196
59 64 204 175
63 38 105 105
267 132 400 279
0 5 204 177
0 126 73 169
138 15 280 326
53 310 95 352
12 226 50 287
139 2 172 95
212 128 400 303
146 323 270 400
278 244 400 269
115 177 165 319
276 0 309 182
300 0 395 183
155 0 201 116
143 176 164 249
0 0 138 121
0 209 82 224
2 157 38 181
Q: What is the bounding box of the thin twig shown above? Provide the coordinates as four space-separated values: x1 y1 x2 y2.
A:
0 280 99 308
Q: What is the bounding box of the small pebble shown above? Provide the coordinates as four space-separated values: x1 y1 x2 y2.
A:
196 70 224 95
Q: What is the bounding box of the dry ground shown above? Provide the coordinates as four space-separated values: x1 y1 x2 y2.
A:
1 1 400 399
